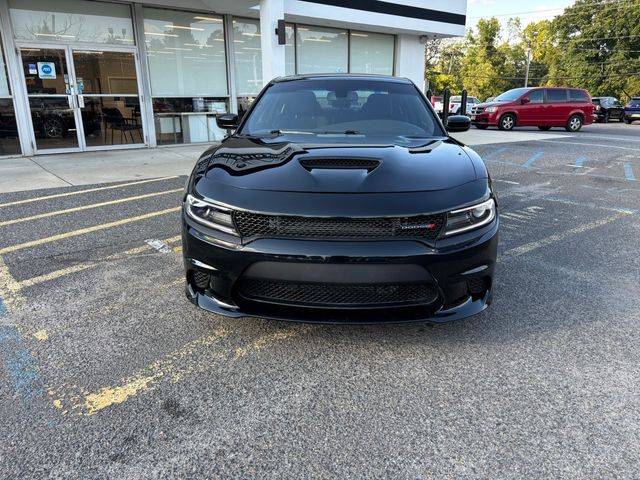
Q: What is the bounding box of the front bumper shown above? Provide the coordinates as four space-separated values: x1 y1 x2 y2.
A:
182 213 499 324
470 112 499 126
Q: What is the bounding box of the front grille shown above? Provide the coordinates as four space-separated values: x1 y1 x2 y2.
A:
238 279 438 307
471 106 485 115
233 212 446 241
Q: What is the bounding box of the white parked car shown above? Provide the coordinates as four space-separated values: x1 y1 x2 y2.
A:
431 95 443 115
449 96 481 115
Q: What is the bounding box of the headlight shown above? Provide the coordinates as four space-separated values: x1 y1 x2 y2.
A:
485 106 498 113
185 194 238 236
444 198 496 236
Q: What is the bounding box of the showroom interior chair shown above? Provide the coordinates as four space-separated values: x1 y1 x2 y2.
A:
102 107 142 145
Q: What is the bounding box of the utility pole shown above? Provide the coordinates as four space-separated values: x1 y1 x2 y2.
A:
524 48 532 87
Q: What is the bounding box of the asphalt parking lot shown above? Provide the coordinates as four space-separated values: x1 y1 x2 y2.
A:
1 123 639 478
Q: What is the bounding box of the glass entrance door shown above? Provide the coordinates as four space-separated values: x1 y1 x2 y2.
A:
19 46 81 152
18 45 145 153
71 49 144 149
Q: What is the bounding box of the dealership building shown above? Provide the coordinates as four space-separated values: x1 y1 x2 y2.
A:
0 0 466 157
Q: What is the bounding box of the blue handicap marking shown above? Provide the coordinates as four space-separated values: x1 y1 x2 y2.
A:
522 151 544 169
624 162 636 181
574 157 586 168
0 326 43 399
482 147 508 160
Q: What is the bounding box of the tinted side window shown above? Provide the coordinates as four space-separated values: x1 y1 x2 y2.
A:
527 90 544 103
546 89 567 103
569 90 589 103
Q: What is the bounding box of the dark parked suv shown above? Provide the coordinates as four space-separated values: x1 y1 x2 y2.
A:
182 74 498 324
592 97 625 122
470 87 593 131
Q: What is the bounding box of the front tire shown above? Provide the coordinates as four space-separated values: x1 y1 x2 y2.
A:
538 126 552 131
624 117 631 124
565 114 583 132
43 118 65 138
603 112 610 123
498 114 516 131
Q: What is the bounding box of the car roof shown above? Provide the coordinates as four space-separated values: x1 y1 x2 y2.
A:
272 73 412 84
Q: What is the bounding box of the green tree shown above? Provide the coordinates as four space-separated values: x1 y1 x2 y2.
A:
552 0 640 99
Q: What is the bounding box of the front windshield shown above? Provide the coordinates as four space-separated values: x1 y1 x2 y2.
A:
493 88 530 102
240 78 444 140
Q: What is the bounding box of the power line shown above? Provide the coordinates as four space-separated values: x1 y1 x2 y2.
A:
468 0 638 20
448 71 640 80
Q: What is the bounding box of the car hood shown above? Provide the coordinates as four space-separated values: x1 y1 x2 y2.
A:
476 102 505 109
197 136 478 194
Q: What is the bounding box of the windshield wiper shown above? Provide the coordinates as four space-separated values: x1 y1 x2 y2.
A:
269 129 315 136
318 130 362 135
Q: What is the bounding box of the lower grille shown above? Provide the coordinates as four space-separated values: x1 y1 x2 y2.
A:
238 279 438 307
233 212 446 241
191 270 210 289
467 276 489 295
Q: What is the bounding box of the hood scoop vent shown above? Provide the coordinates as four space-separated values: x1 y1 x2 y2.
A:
299 157 380 172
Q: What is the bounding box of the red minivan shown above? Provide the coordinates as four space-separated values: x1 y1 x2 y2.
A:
470 87 593 132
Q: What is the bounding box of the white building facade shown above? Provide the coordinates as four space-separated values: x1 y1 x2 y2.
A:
0 0 467 157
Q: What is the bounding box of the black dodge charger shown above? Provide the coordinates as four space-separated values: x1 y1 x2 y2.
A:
182 75 498 323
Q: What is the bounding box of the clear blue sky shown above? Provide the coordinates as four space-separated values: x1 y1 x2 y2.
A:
466 0 576 33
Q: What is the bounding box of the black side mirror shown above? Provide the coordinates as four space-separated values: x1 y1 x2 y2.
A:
446 115 471 133
216 113 239 130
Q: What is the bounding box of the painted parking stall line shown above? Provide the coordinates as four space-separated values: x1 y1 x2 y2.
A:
0 176 179 209
0 256 24 313
522 151 544 169
482 147 509 160
503 211 630 258
17 235 181 290
624 163 636 181
0 207 180 256
0 188 183 227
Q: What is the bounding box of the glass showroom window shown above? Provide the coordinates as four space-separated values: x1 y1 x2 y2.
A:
296 26 348 74
233 18 261 119
0 34 21 156
144 8 229 144
9 0 134 44
350 31 394 75
285 24 295 76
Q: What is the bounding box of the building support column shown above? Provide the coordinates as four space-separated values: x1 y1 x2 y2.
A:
394 34 426 92
133 3 157 147
0 1 35 156
260 0 286 85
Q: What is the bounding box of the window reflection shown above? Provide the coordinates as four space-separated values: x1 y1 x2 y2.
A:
9 0 134 44
0 99 21 155
152 97 228 145
296 26 348 74
233 19 262 96
144 9 227 97
350 31 394 75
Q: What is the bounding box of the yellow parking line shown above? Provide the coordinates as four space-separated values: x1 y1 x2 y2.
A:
0 207 180 256
17 235 182 289
0 176 180 209
0 255 25 311
0 189 183 227
49 325 311 415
